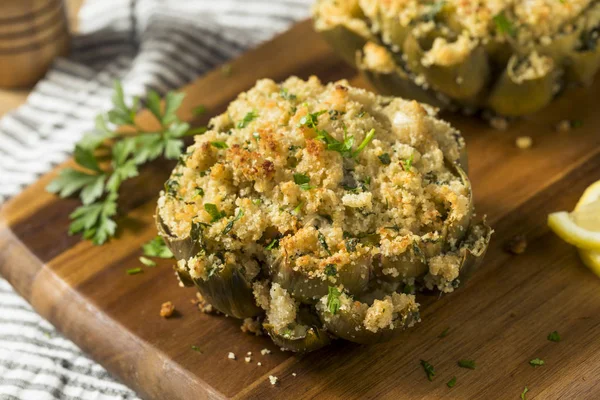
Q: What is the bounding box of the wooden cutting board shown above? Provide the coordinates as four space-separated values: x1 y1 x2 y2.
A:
2 19 600 400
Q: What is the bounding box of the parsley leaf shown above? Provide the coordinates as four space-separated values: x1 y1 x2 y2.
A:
493 12 516 37
191 345 203 353
266 238 279 250
324 264 337 276
293 173 313 191
142 236 173 258
238 111 258 128
547 331 561 342
447 376 457 388
211 141 228 149
222 208 244 235
192 105 207 116
327 286 341 314
139 256 157 267
438 327 451 338
403 154 414 171
204 203 226 222
420 360 435 381
299 110 326 129
127 268 143 275
529 358 544 367
280 88 297 101
378 153 391 165
521 386 529 400
46 81 194 245
457 360 476 369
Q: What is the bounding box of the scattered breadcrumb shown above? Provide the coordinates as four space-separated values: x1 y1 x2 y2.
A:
292 373 297 377
241 317 263 336
490 116 508 131
269 375 278 386
228 352 236 360
261 348 271 355
257 362 262 366
160 301 175 318
516 136 533 149
556 120 571 132
504 234 527 255
193 293 216 314
247 351 252 356
245 356 252 363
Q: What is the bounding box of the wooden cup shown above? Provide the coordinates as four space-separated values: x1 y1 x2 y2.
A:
0 0 70 88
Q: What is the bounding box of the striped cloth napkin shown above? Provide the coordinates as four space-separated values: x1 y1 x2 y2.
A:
0 0 310 398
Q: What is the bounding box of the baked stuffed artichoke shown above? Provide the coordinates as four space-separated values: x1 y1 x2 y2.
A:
313 0 600 116
156 77 492 352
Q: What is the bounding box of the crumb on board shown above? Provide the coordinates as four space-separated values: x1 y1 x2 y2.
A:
245 356 252 363
241 317 263 336
192 293 216 314
489 116 508 131
516 136 533 149
504 234 528 255
556 120 571 132
247 351 252 356
292 373 297 377
257 362 262 366
228 352 236 360
160 301 175 318
269 375 278 386
261 348 271 356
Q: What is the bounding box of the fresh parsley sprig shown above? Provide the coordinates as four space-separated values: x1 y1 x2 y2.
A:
47 81 194 245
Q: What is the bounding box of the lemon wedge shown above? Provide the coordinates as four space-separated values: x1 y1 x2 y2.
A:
547 211 600 251
548 179 600 275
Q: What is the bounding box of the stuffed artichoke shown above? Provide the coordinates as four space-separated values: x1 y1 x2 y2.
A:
313 0 600 116
156 77 492 352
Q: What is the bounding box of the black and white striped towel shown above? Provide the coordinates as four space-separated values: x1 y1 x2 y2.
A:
0 1 311 398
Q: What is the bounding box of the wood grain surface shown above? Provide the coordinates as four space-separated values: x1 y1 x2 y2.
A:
1 19 600 400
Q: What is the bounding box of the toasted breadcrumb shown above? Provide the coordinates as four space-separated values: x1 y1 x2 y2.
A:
556 120 572 132
160 301 175 318
228 352 236 360
257 362 262 366
504 234 528 255
516 136 533 149
489 117 508 131
241 317 263 336
193 293 215 314
261 348 271 355
245 356 252 363
292 373 297 377
269 375 278 386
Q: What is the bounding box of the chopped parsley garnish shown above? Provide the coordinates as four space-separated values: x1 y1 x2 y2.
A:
280 88 297 101
438 327 450 338
318 231 331 256
378 153 391 165
572 119 583 128
547 331 561 342
142 236 173 258
403 154 414 171
210 141 228 149
328 110 345 120
327 286 341 314
191 345 203 353
299 110 327 129
237 111 258 128
521 386 529 400
420 360 435 381
266 238 279 250
292 201 304 214
165 178 179 196
324 264 337 276
204 203 226 222
252 132 260 142
493 12 516 37
529 358 544 367
293 173 313 191
126 267 143 275
222 208 244 235
195 187 205 197
357 110 366 118
353 128 376 156
192 105 207 116
458 360 476 369
446 376 457 388
345 237 359 252
139 256 156 267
